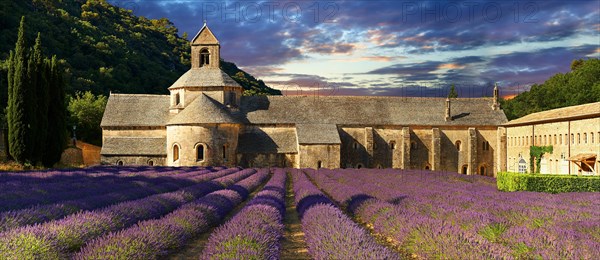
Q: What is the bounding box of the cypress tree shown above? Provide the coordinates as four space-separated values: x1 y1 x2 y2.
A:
43 56 67 167
7 17 31 164
5 51 14 159
448 85 458 98
31 33 49 164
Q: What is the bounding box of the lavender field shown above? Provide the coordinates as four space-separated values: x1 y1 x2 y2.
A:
0 166 598 259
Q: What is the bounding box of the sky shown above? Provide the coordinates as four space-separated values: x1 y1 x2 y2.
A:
109 0 600 97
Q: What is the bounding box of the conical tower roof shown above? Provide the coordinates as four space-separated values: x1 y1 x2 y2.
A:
168 68 242 89
168 94 239 125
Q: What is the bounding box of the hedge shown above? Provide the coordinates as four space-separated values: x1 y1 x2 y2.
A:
497 172 600 193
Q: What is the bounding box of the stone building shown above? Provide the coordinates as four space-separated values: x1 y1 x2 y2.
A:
504 102 600 175
101 23 509 176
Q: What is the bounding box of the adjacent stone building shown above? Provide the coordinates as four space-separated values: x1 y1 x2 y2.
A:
504 102 600 175
101 23 510 175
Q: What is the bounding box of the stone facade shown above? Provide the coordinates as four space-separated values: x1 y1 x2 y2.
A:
504 103 600 175
100 23 521 177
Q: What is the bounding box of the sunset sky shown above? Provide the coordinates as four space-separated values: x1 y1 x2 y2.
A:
111 0 600 97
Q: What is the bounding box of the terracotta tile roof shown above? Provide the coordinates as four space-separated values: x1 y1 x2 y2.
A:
100 94 169 127
504 102 600 126
168 94 239 125
168 68 241 89
101 137 166 155
296 124 341 144
237 96 507 126
237 128 298 154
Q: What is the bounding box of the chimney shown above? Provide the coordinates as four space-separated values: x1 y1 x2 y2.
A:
445 98 451 121
492 83 500 110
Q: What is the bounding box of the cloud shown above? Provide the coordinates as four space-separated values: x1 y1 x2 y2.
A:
109 0 598 97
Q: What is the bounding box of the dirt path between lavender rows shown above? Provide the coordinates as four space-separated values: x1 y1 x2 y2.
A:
280 171 311 260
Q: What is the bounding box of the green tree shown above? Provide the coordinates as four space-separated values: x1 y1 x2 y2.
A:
44 56 67 167
0 60 6 129
448 84 458 98
68 91 107 146
571 59 584 71
503 58 600 120
30 33 48 163
7 17 33 164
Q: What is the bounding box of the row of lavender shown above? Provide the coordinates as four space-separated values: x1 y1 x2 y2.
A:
76 169 270 259
292 169 400 259
201 168 287 259
308 168 600 259
0 166 221 211
0 168 237 232
0 168 259 259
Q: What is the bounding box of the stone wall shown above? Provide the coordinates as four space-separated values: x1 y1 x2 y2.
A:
298 144 340 169
336 125 500 174
166 124 239 167
101 155 166 166
236 153 296 168
410 128 432 170
506 117 600 175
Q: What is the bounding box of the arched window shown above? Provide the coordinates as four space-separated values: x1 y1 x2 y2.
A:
554 134 557 145
518 158 527 173
455 140 461 151
175 93 180 105
356 163 363 169
577 133 580 144
377 164 382 169
584 133 587 143
173 144 180 162
317 161 322 169
353 141 359 150
479 165 487 176
389 141 396 150
148 160 154 166
116 160 124 166
200 49 210 66
461 165 468 174
196 144 205 161
591 132 594 143
424 165 430 170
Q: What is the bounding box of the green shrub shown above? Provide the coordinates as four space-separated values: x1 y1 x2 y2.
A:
497 172 600 193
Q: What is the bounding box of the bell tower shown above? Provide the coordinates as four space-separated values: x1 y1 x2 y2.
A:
191 22 220 69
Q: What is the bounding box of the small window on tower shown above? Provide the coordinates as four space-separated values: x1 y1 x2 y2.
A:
200 49 210 67
173 144 180 162
228 92 236 106
197 144 205 161
175 93 180 106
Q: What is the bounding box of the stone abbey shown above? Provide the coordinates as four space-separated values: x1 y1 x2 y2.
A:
100 24 600 176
